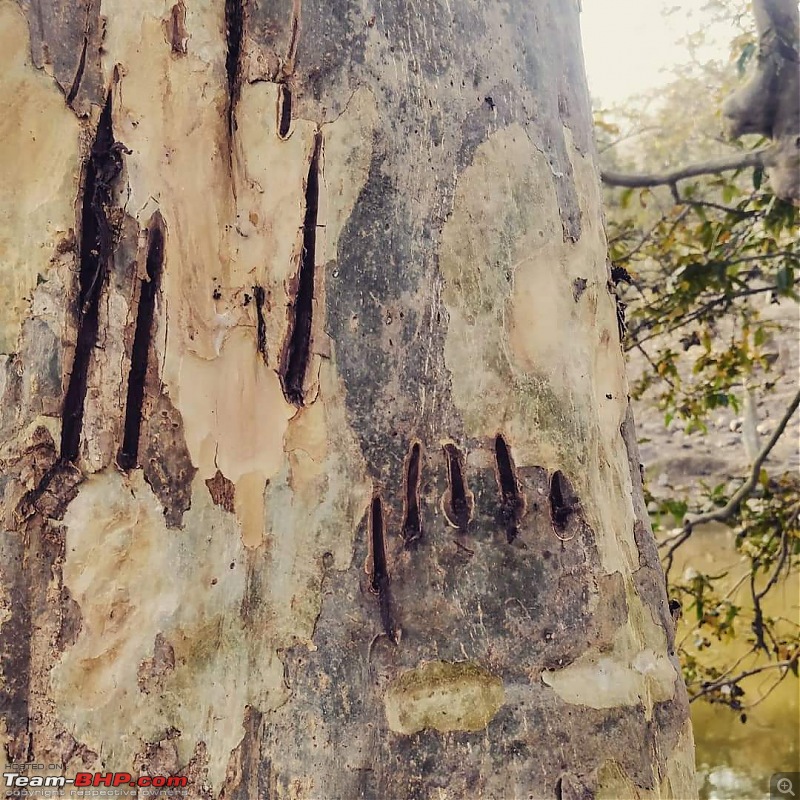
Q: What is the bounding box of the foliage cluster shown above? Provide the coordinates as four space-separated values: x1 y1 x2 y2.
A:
594 0 799 715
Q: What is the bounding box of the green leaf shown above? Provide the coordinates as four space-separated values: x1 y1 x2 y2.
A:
722 184 737 204
752 166 764 190
776 266 795 293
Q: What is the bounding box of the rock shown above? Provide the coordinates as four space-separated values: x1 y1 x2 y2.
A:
756 421 774 436
656 472 670 488
729 418 743 432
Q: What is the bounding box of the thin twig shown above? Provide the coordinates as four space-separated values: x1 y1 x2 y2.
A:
634 341 676 389
745 666 793 709
615 207 691 264
677 198 760 217
689 658 796 702
602 148 772 190
682 387 800 532
697 649 755 687
627 285 777 350
750 568 770 654
598 125 662 154
664 529 692 580
722 250 799 267
754 523 791 603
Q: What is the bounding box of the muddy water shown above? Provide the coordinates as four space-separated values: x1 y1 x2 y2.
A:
669 523 800 799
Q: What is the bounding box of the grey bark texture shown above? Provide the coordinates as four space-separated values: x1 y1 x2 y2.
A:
0 0 697 798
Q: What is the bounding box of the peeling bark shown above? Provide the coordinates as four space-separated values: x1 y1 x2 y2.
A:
0 0 696 797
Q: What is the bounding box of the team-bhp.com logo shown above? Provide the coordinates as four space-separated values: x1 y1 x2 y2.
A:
4 771 188 794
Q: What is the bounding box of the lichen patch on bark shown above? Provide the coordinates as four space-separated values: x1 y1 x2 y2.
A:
384 661 504 735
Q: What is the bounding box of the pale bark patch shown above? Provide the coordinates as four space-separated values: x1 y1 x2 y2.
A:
261 359 372 649
53 471 288 789
384 661 504 735
0 1 79 355
100 0 231 364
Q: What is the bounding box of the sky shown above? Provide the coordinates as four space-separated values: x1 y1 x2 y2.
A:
579 0 731 105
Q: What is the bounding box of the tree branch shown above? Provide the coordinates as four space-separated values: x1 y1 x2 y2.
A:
682 386 800 532
602 149 772 190
688 658 797 702
626 285 778 351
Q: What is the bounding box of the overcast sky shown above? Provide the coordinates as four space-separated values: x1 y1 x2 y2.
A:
579 0 731 105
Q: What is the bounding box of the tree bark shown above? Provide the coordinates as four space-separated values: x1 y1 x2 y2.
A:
0 0 696 797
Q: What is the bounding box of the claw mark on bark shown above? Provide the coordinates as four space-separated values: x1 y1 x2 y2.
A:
369 495 396 642
118 214 165 471
277 83 293 139
66 36 88 106
549 470 580 534
556 772 594 800
252 285 268 362
286 1 301 70
224 0 244 134
60 91 125 463
401 442 423 546
495 434 525 542
442 443 471 531
280 131 321 406
276 2 300 138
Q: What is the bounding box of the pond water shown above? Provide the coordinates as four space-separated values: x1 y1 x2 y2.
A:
671 524 799 799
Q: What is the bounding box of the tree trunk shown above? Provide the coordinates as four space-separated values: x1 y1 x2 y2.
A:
0 0 696 797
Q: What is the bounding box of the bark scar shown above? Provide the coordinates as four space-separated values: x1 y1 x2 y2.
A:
401 441 423 546
369 495 398 643
60 90 127 463
442 443 472 531
279 131 322 406
495 434 525 542
118 213 166 471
